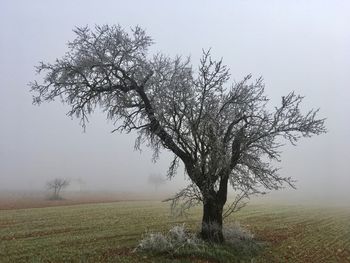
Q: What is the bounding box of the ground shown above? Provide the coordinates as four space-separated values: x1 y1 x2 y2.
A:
0 196 349 262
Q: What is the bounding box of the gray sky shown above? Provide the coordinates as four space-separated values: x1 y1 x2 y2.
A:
0 0 349 202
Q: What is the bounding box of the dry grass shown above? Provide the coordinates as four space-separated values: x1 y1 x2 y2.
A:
0 191 164 210
0 198 349 262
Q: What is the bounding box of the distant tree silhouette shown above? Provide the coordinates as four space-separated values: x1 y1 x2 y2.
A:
76 177 86 192
47 178 69 200
148 173 166 191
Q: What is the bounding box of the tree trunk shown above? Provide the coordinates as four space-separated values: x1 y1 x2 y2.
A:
200 198 224 243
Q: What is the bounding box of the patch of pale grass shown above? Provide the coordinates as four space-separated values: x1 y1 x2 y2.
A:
135 224 203 253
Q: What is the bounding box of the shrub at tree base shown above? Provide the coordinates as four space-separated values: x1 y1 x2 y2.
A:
135 224 262 262
135 224 202 253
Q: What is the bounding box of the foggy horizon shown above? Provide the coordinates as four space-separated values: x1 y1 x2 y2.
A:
1 0 349 204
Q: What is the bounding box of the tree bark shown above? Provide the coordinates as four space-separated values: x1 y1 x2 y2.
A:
200 197 225 243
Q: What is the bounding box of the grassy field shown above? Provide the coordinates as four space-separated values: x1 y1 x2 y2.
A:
1 201 350 262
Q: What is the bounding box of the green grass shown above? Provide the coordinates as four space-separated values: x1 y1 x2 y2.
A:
1 201 350 262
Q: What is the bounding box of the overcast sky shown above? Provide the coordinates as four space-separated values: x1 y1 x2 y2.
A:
0 0 349 202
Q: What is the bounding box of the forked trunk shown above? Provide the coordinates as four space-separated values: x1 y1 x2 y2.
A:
200 198 224 243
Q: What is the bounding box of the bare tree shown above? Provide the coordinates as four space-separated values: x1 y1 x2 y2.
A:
148 173 166 191
47 178 70 200
30 25 326 242
76 177 86 192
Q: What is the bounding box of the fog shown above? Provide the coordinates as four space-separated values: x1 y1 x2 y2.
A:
0 0 349 204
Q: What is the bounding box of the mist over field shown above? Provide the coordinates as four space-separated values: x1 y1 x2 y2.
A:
0 0 349 206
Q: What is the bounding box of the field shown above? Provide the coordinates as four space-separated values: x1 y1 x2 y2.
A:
1 200 350 262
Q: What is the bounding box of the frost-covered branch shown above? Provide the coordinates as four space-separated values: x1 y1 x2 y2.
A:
164 184 202 217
